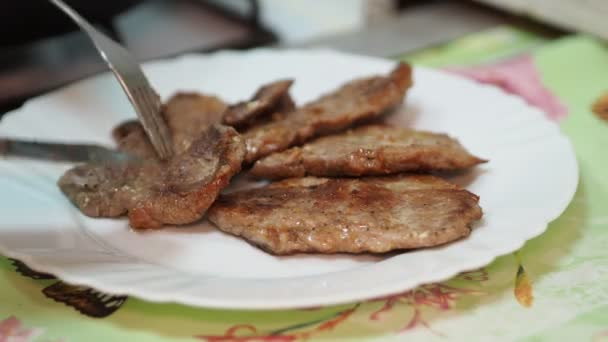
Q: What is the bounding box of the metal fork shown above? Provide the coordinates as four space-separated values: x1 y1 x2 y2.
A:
49 0 173 160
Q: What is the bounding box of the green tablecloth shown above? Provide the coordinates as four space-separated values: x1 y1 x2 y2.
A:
1 29 607 341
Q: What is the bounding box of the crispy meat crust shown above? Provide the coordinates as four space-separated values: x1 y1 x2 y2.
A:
208 175 482 255
242 63 413 164
222 79 295 128
250 125 486 179
59 93 245 229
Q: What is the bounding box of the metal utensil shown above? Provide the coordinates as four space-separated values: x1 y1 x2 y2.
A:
0 138 136 163
48 0 173 160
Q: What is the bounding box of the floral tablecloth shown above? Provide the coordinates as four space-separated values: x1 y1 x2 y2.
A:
1 28 607 342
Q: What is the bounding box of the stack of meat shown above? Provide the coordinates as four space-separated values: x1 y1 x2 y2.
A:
59 63 485 255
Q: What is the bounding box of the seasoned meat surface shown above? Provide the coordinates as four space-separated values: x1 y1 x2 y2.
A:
239 94 296 131
207 175 482 254
250 125 486 179
222 79 295 129
59 92 245 229
242 63 413 163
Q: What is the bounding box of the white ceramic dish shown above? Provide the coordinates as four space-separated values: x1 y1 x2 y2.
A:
0 49 578 309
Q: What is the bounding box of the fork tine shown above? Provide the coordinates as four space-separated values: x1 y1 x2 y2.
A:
140 88 173 157
134 87 173 159
126 75 174 159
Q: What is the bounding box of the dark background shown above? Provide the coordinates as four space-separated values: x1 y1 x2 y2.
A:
0 0 564 116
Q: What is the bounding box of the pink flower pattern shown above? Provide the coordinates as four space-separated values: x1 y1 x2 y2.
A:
196 305 358 342
448 55 568 121
197 269 488 341
0 316 43 342
593 329 608 342
370 269 488 335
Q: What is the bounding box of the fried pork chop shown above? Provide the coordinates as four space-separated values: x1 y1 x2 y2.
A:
207 175 482 255
59 93 245 229
250 125 486 179
222 79 295 129
242 63 413 164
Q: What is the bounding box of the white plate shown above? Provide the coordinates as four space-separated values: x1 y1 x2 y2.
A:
0 49 577 310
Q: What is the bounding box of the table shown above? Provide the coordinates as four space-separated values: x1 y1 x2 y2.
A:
1 27 607 342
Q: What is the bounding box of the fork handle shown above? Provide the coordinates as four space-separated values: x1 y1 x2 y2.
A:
49 0 98 40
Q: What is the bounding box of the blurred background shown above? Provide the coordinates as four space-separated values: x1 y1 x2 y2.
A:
1 0 606 114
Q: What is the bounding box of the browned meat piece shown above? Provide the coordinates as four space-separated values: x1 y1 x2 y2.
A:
236 94 295 132
60 93 241 229
592 92 608 121
242 63 413 164
241 65 412 164
163 93 228 152
127 124 245 229
250 125 486 179
222 79 295 129
59 124 245 229
111 120 154 158
207 175 482 255
112 92 228 158
274 93 296 114
112 120 141 142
